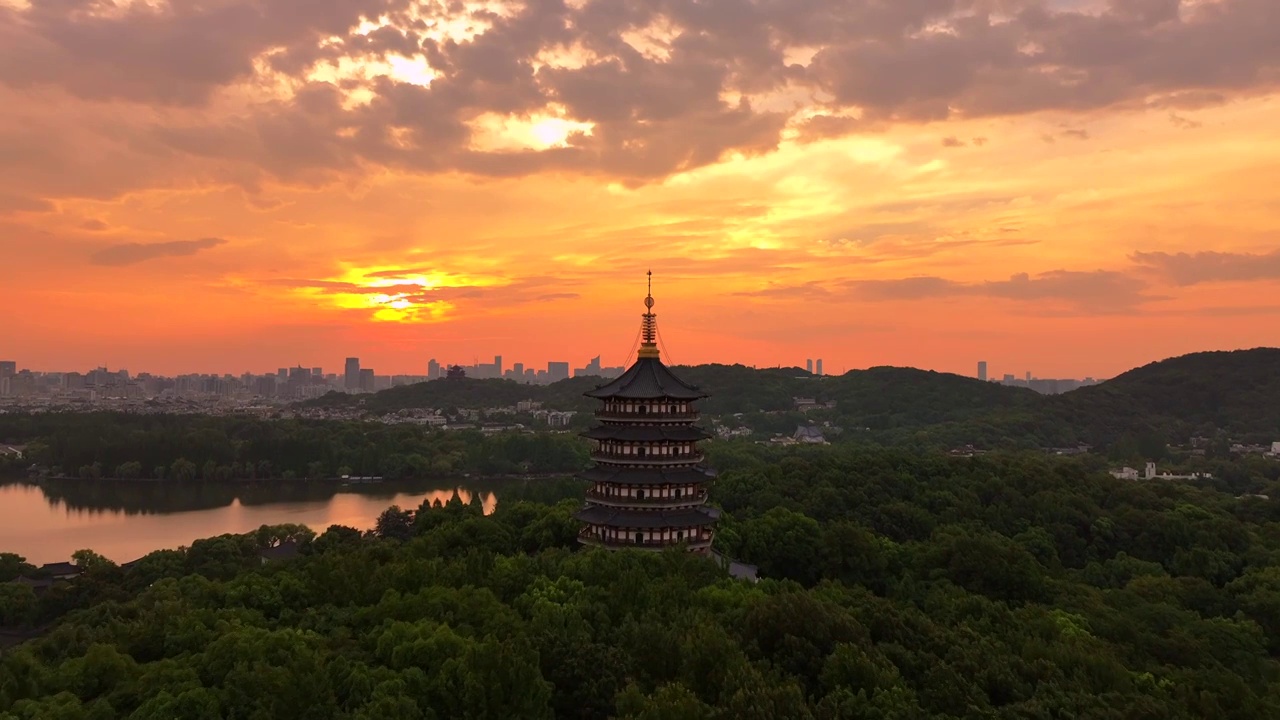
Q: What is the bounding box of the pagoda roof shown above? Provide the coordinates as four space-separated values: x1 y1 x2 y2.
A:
579 466 717 486
575 505 720 529
584 357 706 400
581 425 711 442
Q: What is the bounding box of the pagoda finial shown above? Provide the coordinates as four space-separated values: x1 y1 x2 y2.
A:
639 270 659 358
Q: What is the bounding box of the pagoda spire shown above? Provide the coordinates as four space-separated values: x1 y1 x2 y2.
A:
638 270 659 359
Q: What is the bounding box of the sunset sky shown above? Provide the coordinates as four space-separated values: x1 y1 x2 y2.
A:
2 0 1278 379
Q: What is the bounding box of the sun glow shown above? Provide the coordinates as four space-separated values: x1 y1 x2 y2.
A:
470 109 595 151
294 268 505 323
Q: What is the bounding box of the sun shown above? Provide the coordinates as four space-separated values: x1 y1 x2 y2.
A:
296 267 503 324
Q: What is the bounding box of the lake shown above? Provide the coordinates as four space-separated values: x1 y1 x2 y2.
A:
0 478 508 565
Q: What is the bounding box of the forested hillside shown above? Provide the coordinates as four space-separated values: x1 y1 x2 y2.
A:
295 348 1280 450
1036 348 1280 446
2 448 1279 718
0 415 589 480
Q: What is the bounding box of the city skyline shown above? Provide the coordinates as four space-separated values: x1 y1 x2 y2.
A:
0 348 1113 404
4 345 1165 387
3 1 1279 379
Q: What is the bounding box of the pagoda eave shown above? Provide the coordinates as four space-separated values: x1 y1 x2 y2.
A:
578 534 714 552
580 425 712 442
575 505 720 529
577 465 718 487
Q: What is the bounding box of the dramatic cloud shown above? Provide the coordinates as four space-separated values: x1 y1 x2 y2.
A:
3 1 1280 378
1131 249 1280 285
1 0 1278 192
89 238 227 266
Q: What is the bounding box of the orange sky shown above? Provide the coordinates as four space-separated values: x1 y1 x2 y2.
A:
2 0 1278 379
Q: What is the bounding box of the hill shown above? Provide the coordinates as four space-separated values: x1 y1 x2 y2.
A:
300 348 1280 449
312 363 1035 419
1035 347 1280 446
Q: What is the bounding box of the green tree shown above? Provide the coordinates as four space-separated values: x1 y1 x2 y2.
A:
0 583 38 626
170 458 198 482
71 549 116 573
0 553 36 583
115 461 143 479
375 506 415 542
616 683 715 720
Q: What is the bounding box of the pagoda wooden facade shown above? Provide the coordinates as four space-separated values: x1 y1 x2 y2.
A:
576 275 719 552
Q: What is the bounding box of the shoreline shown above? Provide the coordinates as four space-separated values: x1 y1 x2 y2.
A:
11 470 576 486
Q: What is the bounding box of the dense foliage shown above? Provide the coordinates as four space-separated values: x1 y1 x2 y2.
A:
0 415 589 480
4 446 1280 718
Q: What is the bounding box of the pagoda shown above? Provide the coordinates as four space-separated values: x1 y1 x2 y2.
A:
576 273 719 552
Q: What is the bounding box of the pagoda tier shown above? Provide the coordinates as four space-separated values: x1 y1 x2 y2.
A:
575 273 718 553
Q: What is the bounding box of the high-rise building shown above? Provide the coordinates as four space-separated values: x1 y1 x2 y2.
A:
311 367 323 378
977 361 988 382
1025 371 1032 384
494 355 503 377
513 362 524 379
0 361 14 378
815 359 824 376
427 358 440 379
547 361 570 382
359 368 375 393
575 355 606 378
805 359 813 374
576 275 718 553
345 357 360 390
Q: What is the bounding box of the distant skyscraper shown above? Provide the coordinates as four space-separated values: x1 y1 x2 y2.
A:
345 357 360 390
0 361 14 378
815 359 824 376
494 355 503 377
1025 371 1032 384
311 367 323 378
806 359 813 373
513 362 524 379
427 358 440 379
977 361 988 382
359 368 375 392
547 361 569 382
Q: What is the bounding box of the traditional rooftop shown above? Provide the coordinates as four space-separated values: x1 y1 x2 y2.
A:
584 357 706 400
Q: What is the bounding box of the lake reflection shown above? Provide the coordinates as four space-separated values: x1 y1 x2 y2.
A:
0 478 502 565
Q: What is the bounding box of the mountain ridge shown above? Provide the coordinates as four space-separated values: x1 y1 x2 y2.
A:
302 348 1280 448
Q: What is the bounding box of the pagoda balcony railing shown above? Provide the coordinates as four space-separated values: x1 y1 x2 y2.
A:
578 529 713 551
584 490 708 508
590 451 705 465
594 410 700 422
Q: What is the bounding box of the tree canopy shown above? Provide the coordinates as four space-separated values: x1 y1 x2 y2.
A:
3 445 1280 718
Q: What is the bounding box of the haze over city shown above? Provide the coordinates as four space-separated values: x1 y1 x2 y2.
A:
2 0 1278 379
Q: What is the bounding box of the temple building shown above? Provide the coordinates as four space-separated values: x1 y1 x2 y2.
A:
576 274 720 552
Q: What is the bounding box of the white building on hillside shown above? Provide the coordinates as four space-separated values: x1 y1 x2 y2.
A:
1111 463 1213 481
1142 461 1213 481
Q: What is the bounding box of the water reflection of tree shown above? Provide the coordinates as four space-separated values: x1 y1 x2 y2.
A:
35 477 533 516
